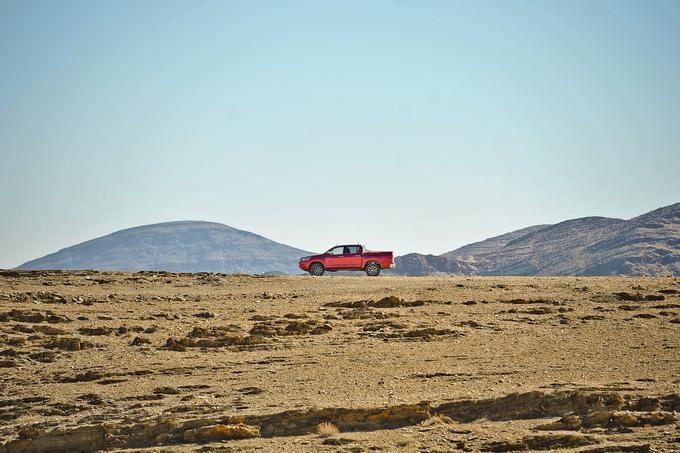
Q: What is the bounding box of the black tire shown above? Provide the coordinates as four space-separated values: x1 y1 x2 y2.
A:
365 261 380 276
309 262 325 276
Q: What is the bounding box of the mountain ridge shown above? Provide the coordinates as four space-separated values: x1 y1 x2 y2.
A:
395 203 680 276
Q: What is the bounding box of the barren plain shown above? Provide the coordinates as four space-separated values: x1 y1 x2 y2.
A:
0 270 679 452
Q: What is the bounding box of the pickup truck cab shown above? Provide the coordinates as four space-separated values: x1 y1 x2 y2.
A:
299 245 394 276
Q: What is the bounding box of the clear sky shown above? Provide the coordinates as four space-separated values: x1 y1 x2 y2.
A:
1 0 679 267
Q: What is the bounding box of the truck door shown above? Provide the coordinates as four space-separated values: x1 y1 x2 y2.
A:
326 246 361 269
344 245 362 268
325 246 345 269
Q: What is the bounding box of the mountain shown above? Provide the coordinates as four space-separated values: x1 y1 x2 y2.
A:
479 216 626 275
441 224 551 257
18 221 310 274
394 225 553 276
580 203 680 276
395 203 680 276
16 203 680 276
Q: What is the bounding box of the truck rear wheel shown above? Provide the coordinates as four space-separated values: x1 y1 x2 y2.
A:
365 262 380 276
309 263 325 276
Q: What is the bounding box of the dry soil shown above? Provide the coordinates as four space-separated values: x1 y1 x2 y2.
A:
0 270 679 452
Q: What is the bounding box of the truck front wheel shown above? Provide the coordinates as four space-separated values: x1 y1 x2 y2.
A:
365 262 380 276
309 263 325 276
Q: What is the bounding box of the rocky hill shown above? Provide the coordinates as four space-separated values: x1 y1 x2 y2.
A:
395 203 680 276
18 221 310 274
579 203 680 276
441 224 551 257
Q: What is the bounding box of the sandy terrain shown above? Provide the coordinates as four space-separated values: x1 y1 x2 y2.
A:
1 270 679 452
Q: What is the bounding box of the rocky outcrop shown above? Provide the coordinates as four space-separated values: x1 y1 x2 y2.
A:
535 410 676 430
484 433 598 452
3 390 676 452
3 425 105 453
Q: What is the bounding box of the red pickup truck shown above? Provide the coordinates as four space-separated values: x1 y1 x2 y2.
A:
299 245 394 276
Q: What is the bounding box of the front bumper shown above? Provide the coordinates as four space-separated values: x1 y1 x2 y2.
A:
299 260 311 271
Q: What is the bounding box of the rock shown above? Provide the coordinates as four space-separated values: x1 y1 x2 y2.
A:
283 313 308 319
193 311 214 318
153 387 180 395
525 433 597 450
614 292 646 301
130 337 150 346
338 307 395 320
250 402 430 437
164 328 268 350
402 328 458 339
3 425 105 453
249 319 332 337
182 424 260 443
43 337 93 351
322 437 354 445
485 434 597 451
435 391 624 423
581 410 612 428
525 307 555 315
78 327 113 336
579 444 651 453
58 371 107 383
326 297 425 309
78 394 105 406
0 310 70 324
631 397 662 412
28 351 56 363
369 296 424 308
164 338 186 351
187 325 242 338
535 414 582 431
33 325 68 336
485 439 527 452
580 410 677 428
117 418 179 448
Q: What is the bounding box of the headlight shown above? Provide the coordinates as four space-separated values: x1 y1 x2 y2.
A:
300 257 310 262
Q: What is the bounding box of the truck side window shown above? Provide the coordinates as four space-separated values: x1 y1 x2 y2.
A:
329 247 344 255
346 246 359 254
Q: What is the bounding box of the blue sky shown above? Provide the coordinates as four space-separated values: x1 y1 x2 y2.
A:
1 0 679 267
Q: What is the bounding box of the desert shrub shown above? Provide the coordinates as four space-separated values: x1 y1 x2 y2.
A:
317 422 340 438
